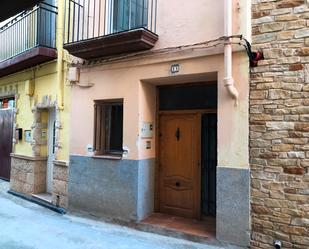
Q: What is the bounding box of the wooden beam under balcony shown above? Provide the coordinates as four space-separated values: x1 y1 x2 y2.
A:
63 28 159 60
0 0 43 22
0 47 57 78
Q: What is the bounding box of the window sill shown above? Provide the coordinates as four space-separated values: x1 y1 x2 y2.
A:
92 155 123 160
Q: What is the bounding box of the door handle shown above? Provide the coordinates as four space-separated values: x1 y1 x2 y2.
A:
175 128 180 141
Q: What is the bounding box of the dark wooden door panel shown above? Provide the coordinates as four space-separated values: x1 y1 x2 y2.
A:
159 113 200 219
0 109 13 180
201 113 217 217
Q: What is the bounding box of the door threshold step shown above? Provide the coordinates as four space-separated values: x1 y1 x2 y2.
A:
137 214 216 244
32 193 52 204
136 222 216 244
8 190 66 214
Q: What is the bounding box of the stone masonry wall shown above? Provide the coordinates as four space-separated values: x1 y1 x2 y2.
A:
251 1 309 248
52 161 68 208
10 155 47 195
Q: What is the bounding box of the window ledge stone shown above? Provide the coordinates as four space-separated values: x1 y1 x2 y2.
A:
92 155 123 160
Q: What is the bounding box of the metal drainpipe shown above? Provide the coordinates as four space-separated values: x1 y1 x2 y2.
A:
57 0 65 110
224 0 239 106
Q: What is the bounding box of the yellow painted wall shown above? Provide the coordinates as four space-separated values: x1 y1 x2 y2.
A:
15 81 33 156
0 0 70 162
57 63 71 161
0 60 70 161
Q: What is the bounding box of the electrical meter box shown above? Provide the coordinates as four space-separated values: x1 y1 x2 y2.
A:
68 67 80 82
141 122 153 138
25 79 35 96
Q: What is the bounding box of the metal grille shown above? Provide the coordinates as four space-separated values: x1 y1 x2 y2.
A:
65 0 157 44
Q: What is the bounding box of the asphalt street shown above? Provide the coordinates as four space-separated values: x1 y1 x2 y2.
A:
0 180 241 249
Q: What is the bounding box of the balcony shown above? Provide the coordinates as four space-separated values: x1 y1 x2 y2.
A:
63 0 158 60
0 3 57 78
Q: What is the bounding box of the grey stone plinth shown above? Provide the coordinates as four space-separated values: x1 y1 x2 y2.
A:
217 166 250 247
68 155 155 222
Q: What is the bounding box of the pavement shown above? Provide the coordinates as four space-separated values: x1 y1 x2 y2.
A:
0 180 242 249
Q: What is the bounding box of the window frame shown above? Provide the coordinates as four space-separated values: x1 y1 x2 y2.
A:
106 0 148 34
93 99 124 157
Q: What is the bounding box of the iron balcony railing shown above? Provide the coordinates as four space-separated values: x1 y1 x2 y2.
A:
65 0 157 44
0 3 57 63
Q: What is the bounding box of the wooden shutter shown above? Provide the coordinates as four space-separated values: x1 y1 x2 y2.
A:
93 102 106 155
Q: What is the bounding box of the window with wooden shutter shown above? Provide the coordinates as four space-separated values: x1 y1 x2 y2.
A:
94 99 123 156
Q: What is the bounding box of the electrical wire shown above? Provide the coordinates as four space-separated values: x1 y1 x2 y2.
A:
74 35 247 67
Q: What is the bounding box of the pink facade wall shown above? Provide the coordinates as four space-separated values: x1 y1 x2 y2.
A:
154 0 250 49
69 0 251 168
70 52 249 166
